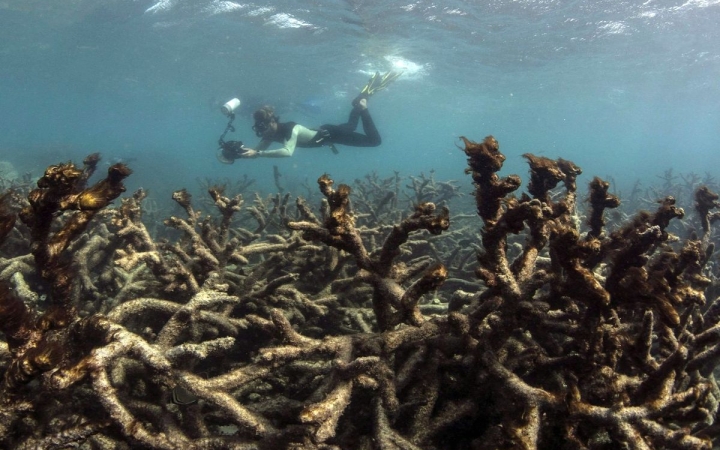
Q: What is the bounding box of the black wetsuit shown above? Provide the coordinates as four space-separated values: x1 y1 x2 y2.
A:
318 107 381 147
256 107 381 157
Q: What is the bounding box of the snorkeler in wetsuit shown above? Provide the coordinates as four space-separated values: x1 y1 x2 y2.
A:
217 71 401 163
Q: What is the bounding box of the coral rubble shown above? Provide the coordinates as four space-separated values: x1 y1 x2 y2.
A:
0 137 719 450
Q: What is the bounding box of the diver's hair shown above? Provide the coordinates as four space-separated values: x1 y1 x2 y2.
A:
253 106 278 124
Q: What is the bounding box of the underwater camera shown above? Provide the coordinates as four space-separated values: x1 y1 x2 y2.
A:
217 97 244 164
217 140 245 165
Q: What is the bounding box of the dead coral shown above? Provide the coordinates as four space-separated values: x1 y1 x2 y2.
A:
288 174 450 331
1 141 720 450
455 135 718 449
19 160 130 305
0 193 16 245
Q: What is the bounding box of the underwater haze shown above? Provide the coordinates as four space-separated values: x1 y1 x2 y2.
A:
1 0 719 199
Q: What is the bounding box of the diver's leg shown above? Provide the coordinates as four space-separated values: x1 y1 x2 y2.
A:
357 109 381 146
335 108 361 132
328 109 381 147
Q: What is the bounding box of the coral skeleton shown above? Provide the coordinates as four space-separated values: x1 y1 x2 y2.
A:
0 136 719 449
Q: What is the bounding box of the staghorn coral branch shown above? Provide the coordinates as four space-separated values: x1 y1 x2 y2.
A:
288 174 450 331
0 193 16 245
154 289 239 348
588 176 621 239
20 162 131 310
0 254 34 281
376 202 450 276
179 372 277 438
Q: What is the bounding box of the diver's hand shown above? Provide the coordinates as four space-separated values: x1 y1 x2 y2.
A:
239 148 258 158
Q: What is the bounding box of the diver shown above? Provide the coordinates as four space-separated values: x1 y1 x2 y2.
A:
217 71 401 163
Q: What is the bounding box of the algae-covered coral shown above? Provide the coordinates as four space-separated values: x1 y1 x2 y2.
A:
0 136 719 449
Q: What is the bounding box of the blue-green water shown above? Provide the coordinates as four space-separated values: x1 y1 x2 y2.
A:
1 0 719 201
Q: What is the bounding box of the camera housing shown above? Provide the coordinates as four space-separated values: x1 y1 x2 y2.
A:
217 140 245 164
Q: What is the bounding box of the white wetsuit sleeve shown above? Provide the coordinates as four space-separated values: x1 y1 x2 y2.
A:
258 125 318 158
255 139 272 151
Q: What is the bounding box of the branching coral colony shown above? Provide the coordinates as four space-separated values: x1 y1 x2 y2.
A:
0 135 720 450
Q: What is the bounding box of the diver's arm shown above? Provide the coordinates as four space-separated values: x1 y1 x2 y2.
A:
258 126 300 158
241 129 297 158
241 125 318 158
238 139 270 158
255 139 272 151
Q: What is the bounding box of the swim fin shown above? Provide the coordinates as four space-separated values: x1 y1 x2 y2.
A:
354 71 402 105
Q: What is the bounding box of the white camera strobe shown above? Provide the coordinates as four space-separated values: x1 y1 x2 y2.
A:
221 98 241 116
